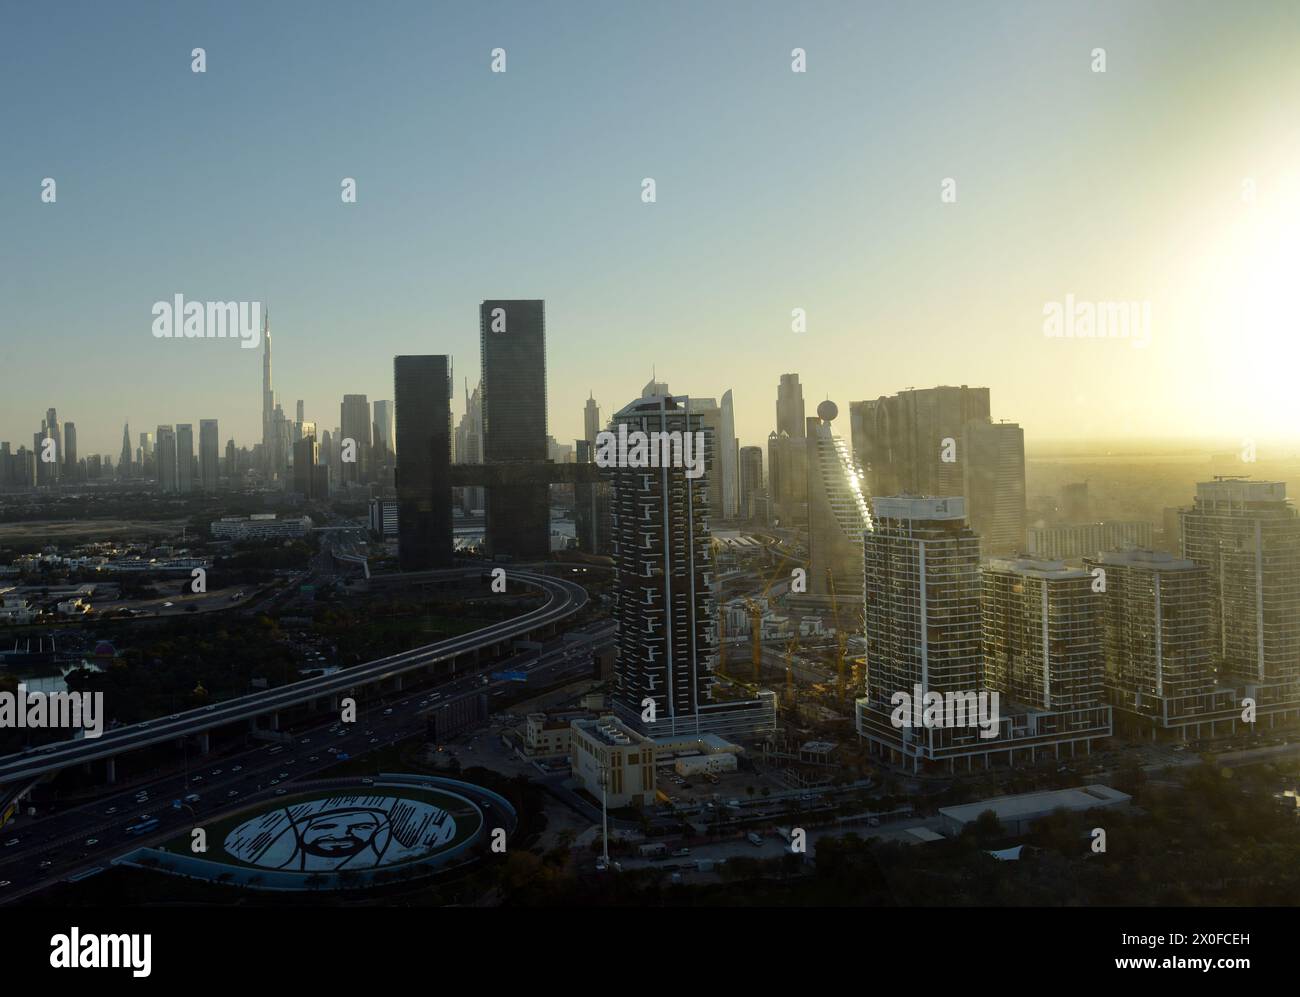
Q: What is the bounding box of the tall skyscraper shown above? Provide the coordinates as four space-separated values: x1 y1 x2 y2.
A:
293 434 321 498
271 403 291 483
608 394 719 736
850 385 991 498
373 400 395 465
719 390 739 519
804 402 871 600
480 299 549 558
63 422 77 481
156 425 177 493
770 375 808 524
982 558 1102 711
340 394 372 486
394 356 454 570
1180 479 1300 685
583 393 601 445
963 420 1026 555
261 309 274 476
139 430 154 480
739 445 764 522
1084 549 1217 732
176 424 195 493
199 419 220 491
692 397 727 527
120 422 133 478
454 380 484 514
44 408 61 483
775 374 805 439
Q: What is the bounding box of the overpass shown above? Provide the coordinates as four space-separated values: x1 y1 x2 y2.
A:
0 569 587 787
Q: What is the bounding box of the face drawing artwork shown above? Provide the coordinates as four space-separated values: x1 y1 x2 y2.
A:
224 794 458 871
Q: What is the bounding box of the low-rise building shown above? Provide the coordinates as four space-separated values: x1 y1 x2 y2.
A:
673 752 738 776
210 514 313 541
524 711 587 757
570 715 657 808
938 784 1131 836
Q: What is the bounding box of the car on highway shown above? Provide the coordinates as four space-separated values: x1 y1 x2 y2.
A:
84 838 98 846
105 807 118 815
270 779 280 786
3 839 19 847
231 765 242 772
184 793 201 803
211 769 222 776
369 738 378 745
308 755 319 761
275 789 287 796
278 772 288 778
227 790 239 798
0 881 10 888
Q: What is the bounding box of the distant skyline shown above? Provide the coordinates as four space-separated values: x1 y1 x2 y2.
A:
3 0 1300 457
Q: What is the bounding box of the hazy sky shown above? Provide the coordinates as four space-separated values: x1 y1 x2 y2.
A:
2 0 1299 459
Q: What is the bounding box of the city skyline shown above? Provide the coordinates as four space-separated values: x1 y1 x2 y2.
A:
5 1 1300 457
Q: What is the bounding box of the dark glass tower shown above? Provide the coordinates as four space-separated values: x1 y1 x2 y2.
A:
394 355 454 570
480 299 549 559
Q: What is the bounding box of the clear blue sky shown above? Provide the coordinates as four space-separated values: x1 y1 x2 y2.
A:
3 0 1298 458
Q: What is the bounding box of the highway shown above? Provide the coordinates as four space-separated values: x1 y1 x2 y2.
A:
0 569 587 786
0 613 613 903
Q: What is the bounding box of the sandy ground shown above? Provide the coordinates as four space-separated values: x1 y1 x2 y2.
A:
0 518 190 542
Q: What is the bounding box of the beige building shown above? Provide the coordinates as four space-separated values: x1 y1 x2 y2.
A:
571 716 657 808
524 712 581 757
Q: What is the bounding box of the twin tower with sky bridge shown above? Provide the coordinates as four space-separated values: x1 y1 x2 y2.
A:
395 300 600 570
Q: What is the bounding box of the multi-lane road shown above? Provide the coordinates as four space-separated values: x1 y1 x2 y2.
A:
0 612 613 902
0 570 587 786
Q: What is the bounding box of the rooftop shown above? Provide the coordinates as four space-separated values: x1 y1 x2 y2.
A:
940 784 1130 826
872 495 966 521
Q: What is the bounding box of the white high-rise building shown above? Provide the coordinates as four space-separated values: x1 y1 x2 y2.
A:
804 401 870 599
1180 479 1300 686
983 557 1102 711
1084 549 1220 732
